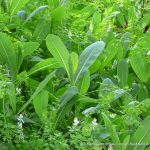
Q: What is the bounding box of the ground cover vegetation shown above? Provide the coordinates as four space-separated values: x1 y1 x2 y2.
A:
0 0 150 149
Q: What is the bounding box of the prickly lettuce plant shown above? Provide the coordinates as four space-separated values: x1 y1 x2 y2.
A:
0 0 150 149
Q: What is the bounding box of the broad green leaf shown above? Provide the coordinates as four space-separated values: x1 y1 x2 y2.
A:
74 41 105 84
9 0 30 15
24 5 48 23
33 90 49 120
22 42 40 58
127 115 150 150
117 59 128 87
101 112 121 150
7 82 16 114
52 6 66 22
46 34 71 80
0 32 17 77
55 86 78 128
28 58 61 76
130 52 148 82
78 71 90 94
18 71 56 114
33 21 51 40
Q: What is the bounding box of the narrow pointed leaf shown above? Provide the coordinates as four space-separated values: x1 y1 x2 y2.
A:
28 58 61 76
18 71 56 114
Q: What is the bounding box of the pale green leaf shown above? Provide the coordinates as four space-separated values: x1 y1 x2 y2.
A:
74 41 105 84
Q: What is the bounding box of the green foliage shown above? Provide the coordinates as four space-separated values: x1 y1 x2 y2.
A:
0 33 17 78
0 0 150 149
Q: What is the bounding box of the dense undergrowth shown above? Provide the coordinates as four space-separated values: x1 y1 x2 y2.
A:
0 0 150 149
